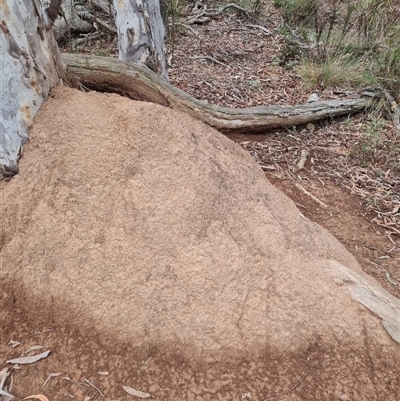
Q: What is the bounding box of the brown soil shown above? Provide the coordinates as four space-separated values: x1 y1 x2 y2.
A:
228 129 400 300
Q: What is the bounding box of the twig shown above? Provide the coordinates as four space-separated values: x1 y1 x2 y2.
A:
43 373 62 387
76 10 117 34
375 222 400 235
188 2 250 24
0 388 15 399
246 24 272 35
294 150 309 172
385 271 398 286
367 260 398 286
261 165 276 171
138 357 152 375
215 3 250 14
295 182 328 208
171 22 199 37
264 374 307 401
188 15 211 25
0 369 15 399
190 55 228 67
84 378 104 397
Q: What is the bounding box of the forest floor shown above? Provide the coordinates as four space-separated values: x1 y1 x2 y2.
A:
1 2 399 401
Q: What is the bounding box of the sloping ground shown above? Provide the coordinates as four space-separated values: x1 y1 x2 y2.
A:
0 88 399 400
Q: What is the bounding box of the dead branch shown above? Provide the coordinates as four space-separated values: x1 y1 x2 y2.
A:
188 2 251 24
246 24 272 35
190 55 228 67
76 9 117 34
172 22 199 37
63 54 371 134
295 182 328 208
188 15 211 25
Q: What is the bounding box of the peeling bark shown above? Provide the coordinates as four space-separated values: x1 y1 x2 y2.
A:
64 54 371 133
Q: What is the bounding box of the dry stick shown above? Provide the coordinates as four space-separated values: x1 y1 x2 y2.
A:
378 223 400 236
84 378 104 397
264 374 307 401
367 260 399 286
188 15 210 25
0 369 14 399
189 3 250 24
246 24 272 35
173 22 199 36
295 182 328 208
190 55 228 67
30 329 53 337
75 32 108 45
212 3 250 14
92 16 117 34
294 149 309 172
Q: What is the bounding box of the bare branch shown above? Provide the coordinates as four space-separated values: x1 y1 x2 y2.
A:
63 54 371 133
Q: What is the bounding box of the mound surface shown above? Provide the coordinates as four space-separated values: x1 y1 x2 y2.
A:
1 87 399 364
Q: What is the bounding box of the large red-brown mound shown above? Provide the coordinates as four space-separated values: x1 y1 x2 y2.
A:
1 88 399 366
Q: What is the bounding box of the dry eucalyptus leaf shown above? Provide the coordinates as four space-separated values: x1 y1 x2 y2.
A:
0 367 9 386
23 395 50 401
8 340 21 348
9 373 14 392
122 385 151 398
24 345 44 355
7 350 51 364
0 388 15 399
43 373 62 387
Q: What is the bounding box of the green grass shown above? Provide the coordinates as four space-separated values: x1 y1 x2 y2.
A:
274 0 400 93
296 55 375 90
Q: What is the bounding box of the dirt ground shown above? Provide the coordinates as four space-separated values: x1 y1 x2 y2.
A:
1 2 399 400
228 128 400 301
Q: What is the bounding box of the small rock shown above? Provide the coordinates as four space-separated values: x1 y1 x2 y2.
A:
307 93 319 102
306 123 315 134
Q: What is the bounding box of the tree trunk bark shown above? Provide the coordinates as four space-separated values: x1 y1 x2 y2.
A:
63 54 370 133
112 0 168 79
0 0 77 175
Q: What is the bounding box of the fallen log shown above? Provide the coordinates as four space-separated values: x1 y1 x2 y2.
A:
63 53 371 133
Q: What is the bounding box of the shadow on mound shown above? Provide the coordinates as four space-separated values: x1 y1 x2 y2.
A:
1 275 399 399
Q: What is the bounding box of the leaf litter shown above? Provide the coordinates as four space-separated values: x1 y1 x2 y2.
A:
122 385 151 399
6 351 50 365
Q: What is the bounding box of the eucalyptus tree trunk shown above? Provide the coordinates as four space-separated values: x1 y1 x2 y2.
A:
112 0 168 79
0 0 75 176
